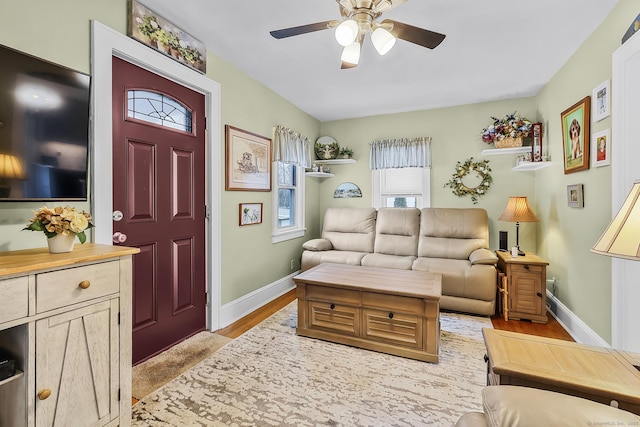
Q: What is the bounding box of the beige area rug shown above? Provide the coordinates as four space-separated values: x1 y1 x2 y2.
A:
132 331 232 400
132 303 492 426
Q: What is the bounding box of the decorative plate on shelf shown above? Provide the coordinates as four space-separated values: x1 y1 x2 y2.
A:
315 136 339 160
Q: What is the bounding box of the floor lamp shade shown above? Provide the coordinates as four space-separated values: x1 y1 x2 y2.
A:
592 181 640 261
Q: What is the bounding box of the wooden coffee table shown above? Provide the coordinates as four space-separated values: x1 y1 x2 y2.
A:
293 263 442 362
483 328 640 414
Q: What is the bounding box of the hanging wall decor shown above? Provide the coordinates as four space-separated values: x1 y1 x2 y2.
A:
334 182 362 198
444 158 492 204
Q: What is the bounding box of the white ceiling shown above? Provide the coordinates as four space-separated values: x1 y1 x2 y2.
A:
144 0 620 122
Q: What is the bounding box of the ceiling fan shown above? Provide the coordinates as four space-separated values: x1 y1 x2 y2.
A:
270 0 446 69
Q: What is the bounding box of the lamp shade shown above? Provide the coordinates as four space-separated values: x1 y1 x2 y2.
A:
592 180 640 261
340 41 361 65
335 19 358 47
0 154 26 180
371 27 396 55
498 196 539 223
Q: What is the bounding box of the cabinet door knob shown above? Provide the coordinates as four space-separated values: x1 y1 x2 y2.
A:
330 303 335 310
388 312 394 319
38 389 52 400
78 280 91 289
524 264 530 270
536 292 543 298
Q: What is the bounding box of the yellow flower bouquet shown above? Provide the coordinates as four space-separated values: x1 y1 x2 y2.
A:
24 206 94 243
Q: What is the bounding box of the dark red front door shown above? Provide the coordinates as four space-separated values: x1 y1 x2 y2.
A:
112 57 206 364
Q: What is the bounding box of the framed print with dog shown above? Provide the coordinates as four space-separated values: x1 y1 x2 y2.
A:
225 125 272 191
561 96 590 174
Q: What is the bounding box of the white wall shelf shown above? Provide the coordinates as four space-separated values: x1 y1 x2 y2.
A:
306 172 335 178
481 147 532 156
512 161 552 171
314 158 356 165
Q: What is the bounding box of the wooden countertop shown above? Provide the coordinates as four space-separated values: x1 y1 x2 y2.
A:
0 243 140 277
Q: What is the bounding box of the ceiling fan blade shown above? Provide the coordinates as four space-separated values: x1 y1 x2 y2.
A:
270 21 338 39
383 19 446 49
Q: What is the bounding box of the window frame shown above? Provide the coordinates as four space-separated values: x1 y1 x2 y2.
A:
272 161 306 243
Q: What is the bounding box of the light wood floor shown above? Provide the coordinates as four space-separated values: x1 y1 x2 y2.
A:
215 289 574 341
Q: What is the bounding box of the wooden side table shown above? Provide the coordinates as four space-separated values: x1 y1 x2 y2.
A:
495 250 549 323
483 328 640 414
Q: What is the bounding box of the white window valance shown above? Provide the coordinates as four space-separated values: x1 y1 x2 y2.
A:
273 125 312 168
369 137 432 170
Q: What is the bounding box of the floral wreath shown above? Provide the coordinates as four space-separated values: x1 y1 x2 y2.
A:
444 158 492 204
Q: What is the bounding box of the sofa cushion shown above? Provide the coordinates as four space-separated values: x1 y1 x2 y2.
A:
373 207 420 257
418 208 489 259
412 258 496 301
361 253 416 270
302 238 333 251
481 386 640 427
321 208 377 253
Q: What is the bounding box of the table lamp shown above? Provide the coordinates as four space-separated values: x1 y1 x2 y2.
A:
498 196 539 256
592 180 640 260
0 153 26 198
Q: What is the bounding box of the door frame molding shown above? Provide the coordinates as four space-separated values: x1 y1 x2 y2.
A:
90 21 222 331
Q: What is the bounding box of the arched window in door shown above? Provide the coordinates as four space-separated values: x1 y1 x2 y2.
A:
127 90 193 133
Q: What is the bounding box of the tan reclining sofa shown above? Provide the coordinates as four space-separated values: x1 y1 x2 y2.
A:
301 207 498 316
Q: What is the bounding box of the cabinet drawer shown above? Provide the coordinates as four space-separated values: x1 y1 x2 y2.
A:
363 308 423 349
309 301 360 336
0 277 28 324
306 284 360 305
510 264 543 274
36 261 120 313
362 291 423 315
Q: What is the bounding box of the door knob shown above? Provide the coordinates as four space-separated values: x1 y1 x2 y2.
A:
38 389 52 400
112 232 127 243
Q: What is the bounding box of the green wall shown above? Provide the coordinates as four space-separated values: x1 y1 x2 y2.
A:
319 98 539 254
533 0 639 343
0 0 321 305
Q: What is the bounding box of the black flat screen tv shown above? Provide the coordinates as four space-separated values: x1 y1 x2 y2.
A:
0 44 91 201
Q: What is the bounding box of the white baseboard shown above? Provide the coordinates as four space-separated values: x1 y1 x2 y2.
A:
546 290 610 347
217 271 298 329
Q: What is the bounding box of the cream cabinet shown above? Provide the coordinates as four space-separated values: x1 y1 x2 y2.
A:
0 244 138 427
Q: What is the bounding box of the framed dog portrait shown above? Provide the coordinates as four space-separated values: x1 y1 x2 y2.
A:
561 96 591 174
225 125 272 191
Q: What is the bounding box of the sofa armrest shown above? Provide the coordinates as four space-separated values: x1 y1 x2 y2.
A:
302 238 333 251
469 248 498 265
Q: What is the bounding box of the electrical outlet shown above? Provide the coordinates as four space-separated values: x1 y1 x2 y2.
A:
290 259 295 270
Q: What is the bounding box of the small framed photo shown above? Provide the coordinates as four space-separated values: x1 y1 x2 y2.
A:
239 203 263 226
592 80 611 122
567 184 584 208
225 125 272 191
561 96 591 174
531 122 543 162
591 129 611 168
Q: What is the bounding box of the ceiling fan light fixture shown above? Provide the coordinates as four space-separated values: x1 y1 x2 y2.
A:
340 41 361 65
335 19 359 46
371 27 396 55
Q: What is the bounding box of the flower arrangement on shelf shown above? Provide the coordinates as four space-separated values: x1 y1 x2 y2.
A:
444 158 492 204
481 112 532 144
338 146 354 159
23 206 94 243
